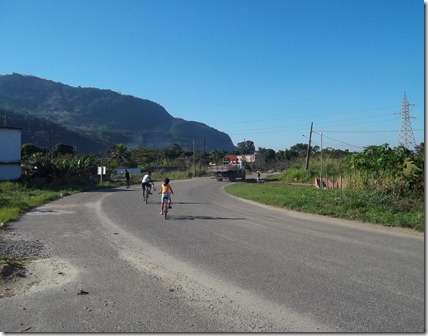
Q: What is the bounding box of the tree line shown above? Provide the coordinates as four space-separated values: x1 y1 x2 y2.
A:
20 139 424 197
20 139 349 176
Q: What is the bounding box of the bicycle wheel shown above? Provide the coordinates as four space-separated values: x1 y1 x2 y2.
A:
145 188 149 204
163 200 168 219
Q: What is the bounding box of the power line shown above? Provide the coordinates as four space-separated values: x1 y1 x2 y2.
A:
317 134 363 150
314 129 423 134
210 105 401 127
303 134 362 150
316 130 397 133
219 109 406 136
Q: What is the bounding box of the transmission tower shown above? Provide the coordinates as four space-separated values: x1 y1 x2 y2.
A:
397 91 417 150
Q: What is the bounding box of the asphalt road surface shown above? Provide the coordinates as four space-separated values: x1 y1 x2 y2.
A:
1 177 424 332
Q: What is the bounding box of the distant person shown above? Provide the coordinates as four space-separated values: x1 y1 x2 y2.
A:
125 169 130 188
142 171 154 200
256 171 261 183
159 178 174 215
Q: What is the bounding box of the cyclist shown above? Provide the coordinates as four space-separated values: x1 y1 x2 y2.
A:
159 178 174 215
142 171 154 201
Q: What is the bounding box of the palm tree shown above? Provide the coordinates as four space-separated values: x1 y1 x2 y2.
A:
107 144 132 168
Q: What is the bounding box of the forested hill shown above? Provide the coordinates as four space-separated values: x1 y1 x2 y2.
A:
0 73 235 153
1 108 107 153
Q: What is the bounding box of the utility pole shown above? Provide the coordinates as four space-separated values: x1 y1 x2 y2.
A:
397 91 417 150
305 122 313 170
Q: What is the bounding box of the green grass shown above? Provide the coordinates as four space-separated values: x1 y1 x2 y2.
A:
225 181 424 232
0 180 121 225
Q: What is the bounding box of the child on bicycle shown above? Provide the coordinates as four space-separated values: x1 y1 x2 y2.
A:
159 178 174 215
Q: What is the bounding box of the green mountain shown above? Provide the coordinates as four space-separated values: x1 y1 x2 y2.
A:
0 73 235 153
1 108 106 153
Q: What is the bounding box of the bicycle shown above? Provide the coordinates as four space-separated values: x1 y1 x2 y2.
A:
161 197 169 219
144 187 150 204
142 184 153 204
159 178 173 219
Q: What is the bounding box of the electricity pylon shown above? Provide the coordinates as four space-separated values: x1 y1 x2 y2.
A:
397 91 417 150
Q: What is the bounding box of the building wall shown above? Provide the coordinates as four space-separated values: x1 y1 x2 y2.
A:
0 127 22 181
113 168 141 175
0 164 21 180
237 153 264 163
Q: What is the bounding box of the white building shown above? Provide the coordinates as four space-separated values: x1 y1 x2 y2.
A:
237 153 264 164
0 127 22 180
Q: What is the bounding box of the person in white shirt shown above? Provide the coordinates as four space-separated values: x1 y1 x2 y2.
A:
142 171 154 200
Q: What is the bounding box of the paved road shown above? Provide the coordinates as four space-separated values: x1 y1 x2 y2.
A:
1 177 424 332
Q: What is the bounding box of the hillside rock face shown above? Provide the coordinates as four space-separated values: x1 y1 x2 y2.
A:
0 73 235 153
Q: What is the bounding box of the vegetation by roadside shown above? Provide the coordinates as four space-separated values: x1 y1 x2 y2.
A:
225 180 424 232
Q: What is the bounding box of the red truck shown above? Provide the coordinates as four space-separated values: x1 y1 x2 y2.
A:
209 155 246 182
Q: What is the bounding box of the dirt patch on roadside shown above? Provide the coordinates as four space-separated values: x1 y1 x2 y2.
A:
0 263 30 298
0 258 79 298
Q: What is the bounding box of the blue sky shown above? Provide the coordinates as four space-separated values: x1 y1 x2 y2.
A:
0 0 424 152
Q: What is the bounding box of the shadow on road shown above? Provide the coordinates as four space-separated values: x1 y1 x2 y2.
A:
172 202 211 205
171 215 246 221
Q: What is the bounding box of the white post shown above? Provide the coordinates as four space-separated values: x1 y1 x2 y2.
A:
98 166 106 184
